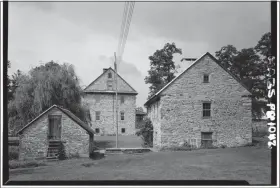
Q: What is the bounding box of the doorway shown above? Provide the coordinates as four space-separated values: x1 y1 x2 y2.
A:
201 132 213 148
48 115 62 140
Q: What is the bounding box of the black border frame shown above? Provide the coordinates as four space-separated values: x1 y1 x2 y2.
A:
1 1 278 186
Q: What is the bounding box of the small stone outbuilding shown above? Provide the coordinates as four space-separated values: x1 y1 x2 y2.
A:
17 105 95 160
145 52 253 149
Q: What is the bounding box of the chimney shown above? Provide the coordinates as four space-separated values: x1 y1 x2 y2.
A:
103 68 108 73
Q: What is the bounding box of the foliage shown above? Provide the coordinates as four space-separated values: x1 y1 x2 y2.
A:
255 32 271 58
9 160 47 169
9 146 19 160
136 106 144 112
145 42 182 99
8 61 88 134
135 117 153 147
7 61 22 102
215 32 271 119
58 143 67 160
89 152 105 160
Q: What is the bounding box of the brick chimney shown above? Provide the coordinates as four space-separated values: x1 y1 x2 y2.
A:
103 68 108 73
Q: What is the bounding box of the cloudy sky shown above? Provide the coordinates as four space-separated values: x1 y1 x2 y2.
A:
8 2 270 107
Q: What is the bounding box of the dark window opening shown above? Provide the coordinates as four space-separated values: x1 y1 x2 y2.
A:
203 74 209 83
121 112 124 120
95 128 100 133
201 132 213 148
108 72 112 78
203 102 211 117
96 111 100 120
121 128 125 133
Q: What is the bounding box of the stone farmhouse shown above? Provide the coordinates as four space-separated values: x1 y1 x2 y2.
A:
17 105 95 160
144 52 252 149
83 67 138 135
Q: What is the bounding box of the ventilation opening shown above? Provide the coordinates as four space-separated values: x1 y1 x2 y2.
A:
95 128 100 134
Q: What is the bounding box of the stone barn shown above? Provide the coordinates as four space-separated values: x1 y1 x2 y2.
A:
83 67 138 135
17 105 95 160
144 52 252 149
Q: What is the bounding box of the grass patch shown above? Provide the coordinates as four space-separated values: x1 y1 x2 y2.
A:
9 160 47 169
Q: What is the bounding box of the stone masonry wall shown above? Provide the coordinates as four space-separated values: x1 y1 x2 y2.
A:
85 68 136 93
19 107 90 160
83 93 136 135
150 54 252 149
147 100 161 148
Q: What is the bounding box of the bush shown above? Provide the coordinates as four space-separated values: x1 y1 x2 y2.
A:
9 160 47 169
220 145 227 149
58 143 67 160
89 152 105 160
136 117 153 148
9 146 19 160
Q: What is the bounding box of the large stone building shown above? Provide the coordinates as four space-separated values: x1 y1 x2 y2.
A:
83 67 138 135
144 52 252 149
17 105 95 160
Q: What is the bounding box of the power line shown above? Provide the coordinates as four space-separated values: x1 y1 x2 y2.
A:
119 2 135 62
116 2 135 65
117 2 129 57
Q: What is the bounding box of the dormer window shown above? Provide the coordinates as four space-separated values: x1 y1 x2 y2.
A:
108 72 112 78
203 74 209 83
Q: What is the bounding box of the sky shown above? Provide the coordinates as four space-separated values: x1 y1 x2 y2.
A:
8 2 270 108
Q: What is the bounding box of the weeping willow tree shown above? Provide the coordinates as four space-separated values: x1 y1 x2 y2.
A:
8 61 90 134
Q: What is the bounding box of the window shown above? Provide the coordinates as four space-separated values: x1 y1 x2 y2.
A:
107 81 113 90
108 72 112 78
95 111 100 120
95 128 100 134
136 116 143 122
120 96 125 104
202 102 211 117
121 112 124 120
203 74 209 83
121 128 125 133
201 132 213 148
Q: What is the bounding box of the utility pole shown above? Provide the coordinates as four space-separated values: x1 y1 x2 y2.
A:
114 52 119 148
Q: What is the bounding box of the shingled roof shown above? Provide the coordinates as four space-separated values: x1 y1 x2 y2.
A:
17 105 95 135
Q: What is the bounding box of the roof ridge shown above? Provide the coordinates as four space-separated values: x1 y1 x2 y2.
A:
144 52 252 106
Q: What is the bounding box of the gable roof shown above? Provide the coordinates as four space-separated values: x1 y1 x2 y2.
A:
144 52 252 107
17 105 95 135
84 67 138 94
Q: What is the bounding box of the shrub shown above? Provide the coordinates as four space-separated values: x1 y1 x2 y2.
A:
220 145 227 149
9 146 19 160
58 143 67 160
136 117 153 148
89 152 105 160
9 160 47 169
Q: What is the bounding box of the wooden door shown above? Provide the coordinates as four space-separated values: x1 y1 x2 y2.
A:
48 115 62 140
201 132 213 148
